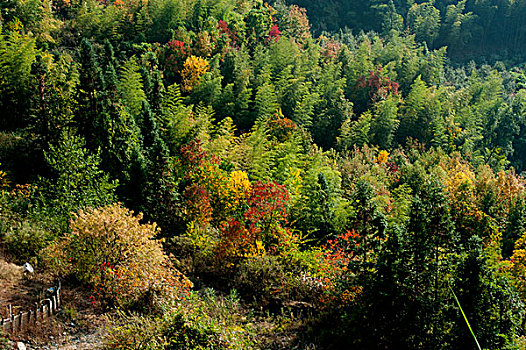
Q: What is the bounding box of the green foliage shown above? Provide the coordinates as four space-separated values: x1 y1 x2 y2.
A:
0 22 39 129
290 148 348 239
397 76 439 145
30 52 79 145
407 2 441 47
159 83 197 152
287 0 526 61
39 131 117 219
104 289 256 349
0 329 8 350
2 219 54 264
369 95 399 149
119 57 147 120
451 239 523 349
376 0 403 34
311 61 352 149
337 112 372 150
2 0 526 348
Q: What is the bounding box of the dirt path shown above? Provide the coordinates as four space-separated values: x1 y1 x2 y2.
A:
1 258 107 350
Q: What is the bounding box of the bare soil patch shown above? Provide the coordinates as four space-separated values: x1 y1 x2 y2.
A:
0 258 107 349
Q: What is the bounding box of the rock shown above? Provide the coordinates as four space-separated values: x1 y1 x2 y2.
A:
23 263 34 274
16 341 26 350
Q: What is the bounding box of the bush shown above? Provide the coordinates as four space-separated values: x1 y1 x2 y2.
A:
0 185 59 264
104 289 257 350
43 203 192 308
234 255 286 308
3 220 53 264
103 311 165 349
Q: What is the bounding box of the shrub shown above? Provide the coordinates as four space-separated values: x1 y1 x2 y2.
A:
215 181 293 264
104 289 256 350
43 204 192 308
3 220 53 264
0 185 58 264
103 311 165 349
234 255 286 308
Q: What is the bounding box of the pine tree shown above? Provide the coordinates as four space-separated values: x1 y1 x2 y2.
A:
76 38 104 147
311 62 353 149
40 131 117 218
205 116 237 160
337 112 372 150
397 76 438 145
254 82 278 121
380 0 404 34
232 119 272 181
232 46 254 130
30 53 78 145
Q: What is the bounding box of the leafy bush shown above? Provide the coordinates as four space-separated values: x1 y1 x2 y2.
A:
0 185 58 264
104 289 256 350
3 220 53 264
233 255 286 308
103 311 165 349
43 203 192 308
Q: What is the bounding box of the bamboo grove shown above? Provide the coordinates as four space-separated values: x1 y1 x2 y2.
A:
2 0 526 348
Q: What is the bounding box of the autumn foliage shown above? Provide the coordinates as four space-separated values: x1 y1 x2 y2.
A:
44 204 192 307
181 55 209 93
358 66 399 102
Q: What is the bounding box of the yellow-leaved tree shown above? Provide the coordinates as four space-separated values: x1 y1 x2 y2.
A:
44 204 192 308
505 232 526 300
181 55 209 93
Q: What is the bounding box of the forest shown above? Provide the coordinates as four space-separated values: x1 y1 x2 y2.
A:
1 0 526 348
290 0 526 63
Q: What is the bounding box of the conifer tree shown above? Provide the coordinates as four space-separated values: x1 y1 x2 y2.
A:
40 131 117 218
397 76 438 145
337 112 372 150
254 81 278 122
378 0 404 34
159 83 194 152
76 38 104 147
311 62 353 149
232 119 272 181
30 53 78 145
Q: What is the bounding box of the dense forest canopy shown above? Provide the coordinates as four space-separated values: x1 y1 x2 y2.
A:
2 0 526 348
287 0 526 63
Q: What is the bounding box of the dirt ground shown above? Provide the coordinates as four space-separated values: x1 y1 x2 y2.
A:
0 258 107 349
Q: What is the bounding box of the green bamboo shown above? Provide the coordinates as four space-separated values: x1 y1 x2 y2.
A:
448 282 482 350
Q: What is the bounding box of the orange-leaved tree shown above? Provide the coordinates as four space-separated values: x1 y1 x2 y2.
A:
316 229 362 307
215 181 295 263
